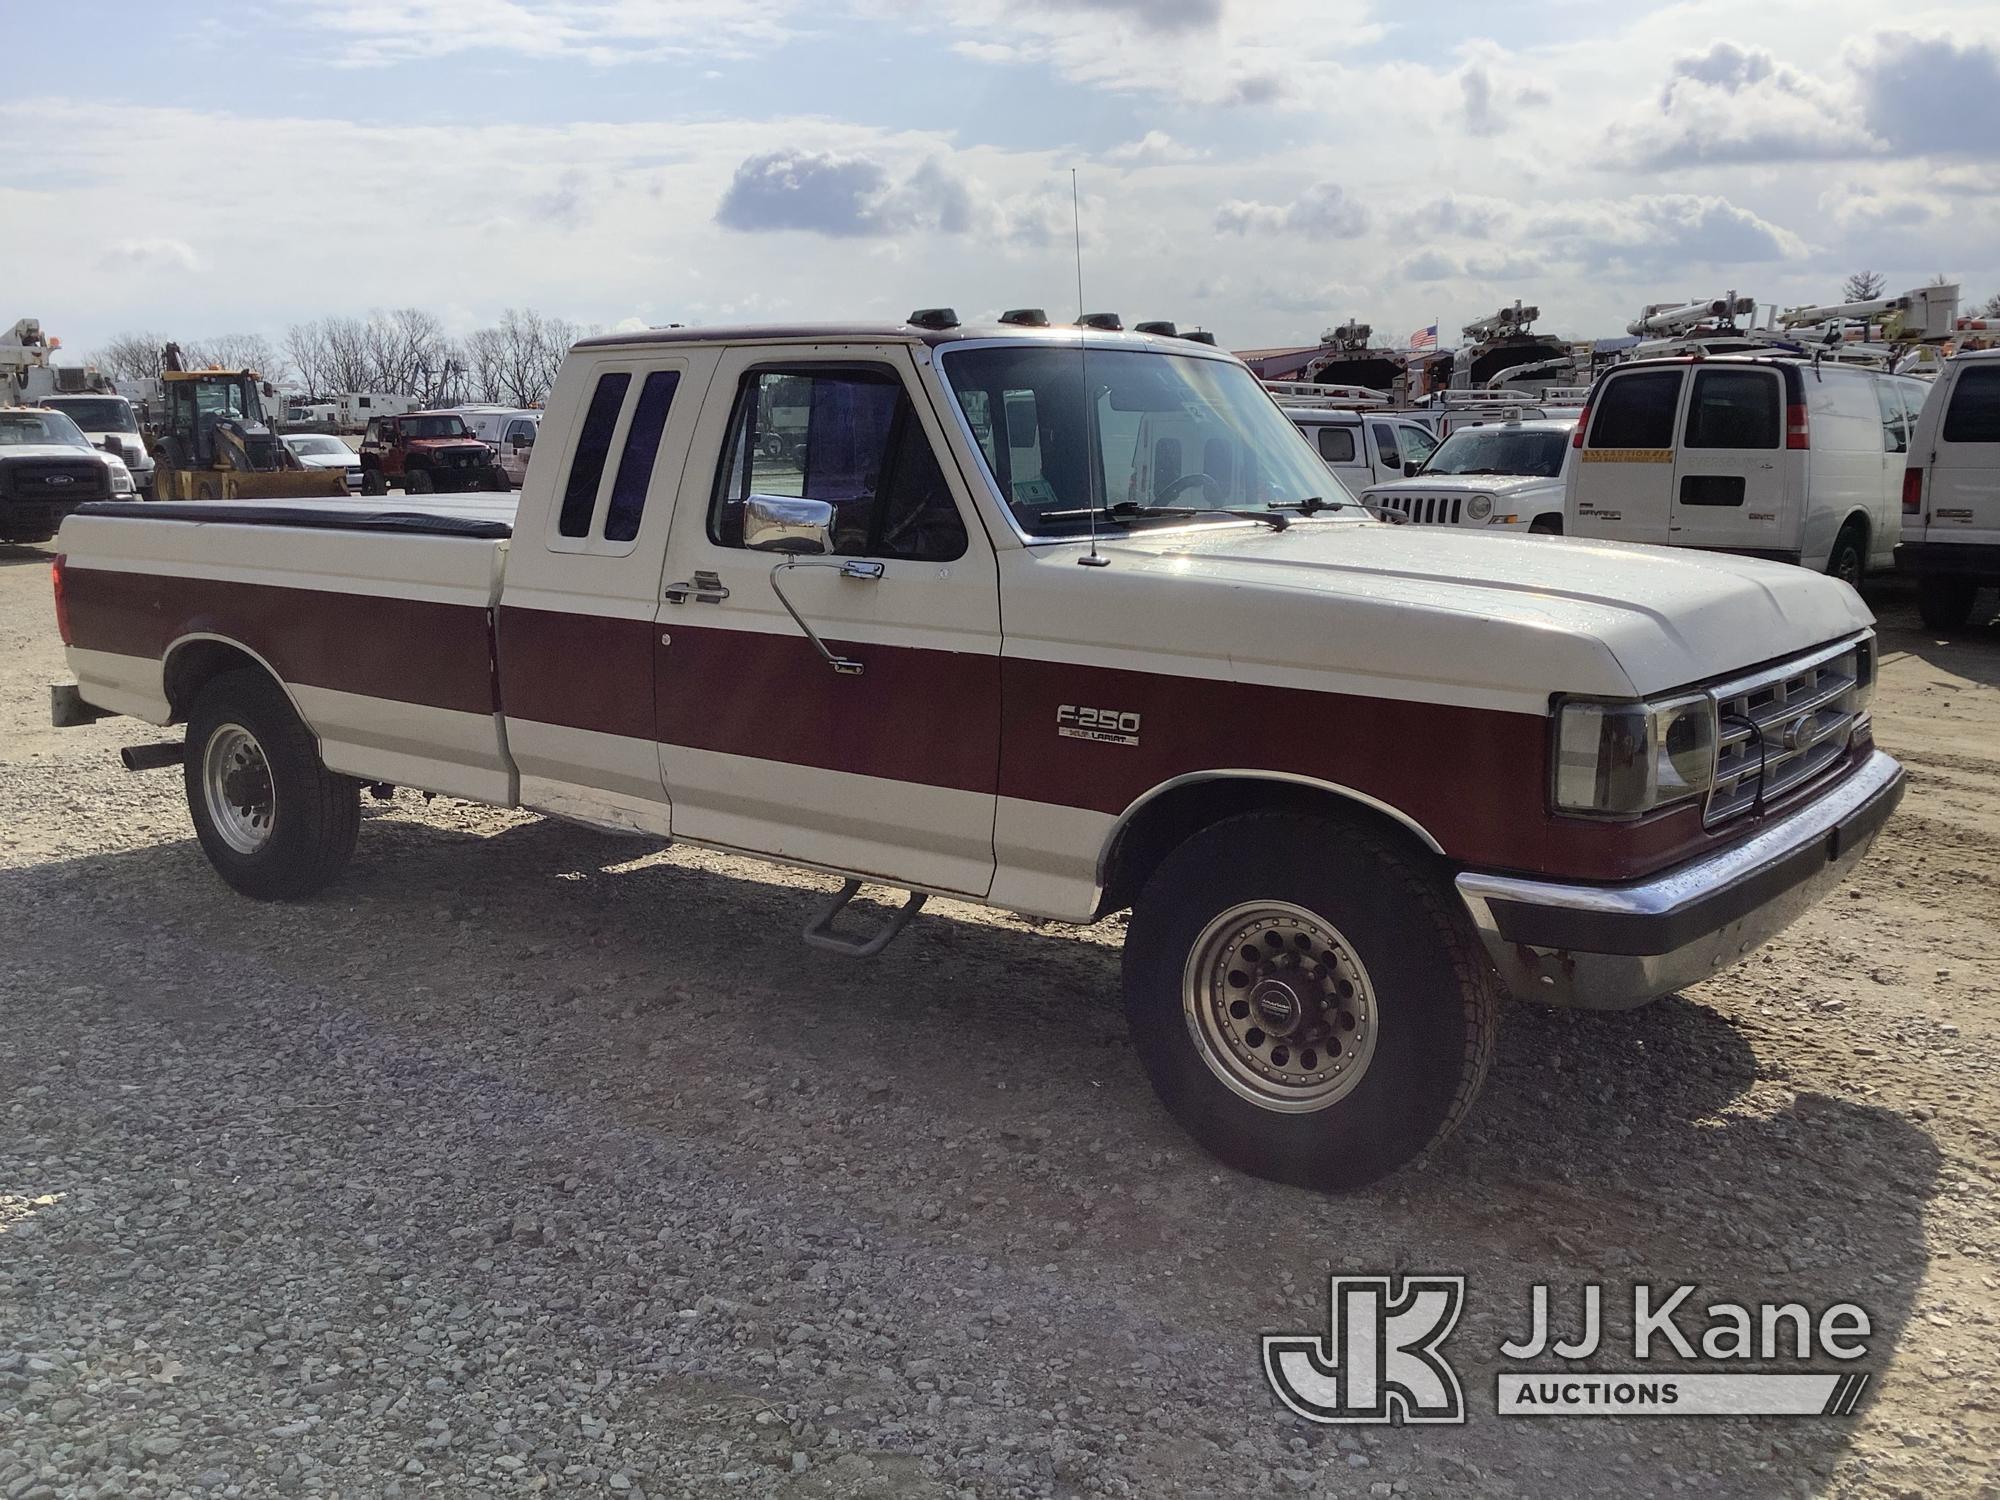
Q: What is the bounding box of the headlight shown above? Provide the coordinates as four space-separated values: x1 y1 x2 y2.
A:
1553 693 1716 816
1466 494 1492 521
109 464 135 494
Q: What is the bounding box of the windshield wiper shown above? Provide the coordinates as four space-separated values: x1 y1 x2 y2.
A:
1109 502 1290 531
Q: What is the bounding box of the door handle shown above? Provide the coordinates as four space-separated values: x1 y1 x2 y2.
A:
768 557 879 675
663 570 729 605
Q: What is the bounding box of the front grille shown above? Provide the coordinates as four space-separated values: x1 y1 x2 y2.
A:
1375 492 1464 525
7 460 109 500
1704 639 1871 826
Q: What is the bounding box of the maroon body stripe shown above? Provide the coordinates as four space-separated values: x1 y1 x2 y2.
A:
497 606 656 741
654 622 1003 796
66 567 1871 885
65 567 495 716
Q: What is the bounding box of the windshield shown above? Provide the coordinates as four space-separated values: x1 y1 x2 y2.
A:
286 435 348 456
0 411 90 448
941 346 1337 536
401 415 469 439
1422 425 1570 478
47 397 137 432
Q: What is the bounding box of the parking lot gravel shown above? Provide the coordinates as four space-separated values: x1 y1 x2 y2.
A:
1 541 1996 1498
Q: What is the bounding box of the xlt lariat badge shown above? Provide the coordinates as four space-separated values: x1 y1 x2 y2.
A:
1057 705 1141 746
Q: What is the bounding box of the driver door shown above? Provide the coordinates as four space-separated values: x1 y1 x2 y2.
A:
653 344 1003 896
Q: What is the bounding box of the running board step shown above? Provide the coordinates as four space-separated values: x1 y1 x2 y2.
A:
802 880 927 958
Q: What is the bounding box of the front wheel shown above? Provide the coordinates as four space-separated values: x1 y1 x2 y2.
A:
184 670 359 900
1827 521 1867 590
1917 575 1980 632
1123 813 1497 1190
405 468 434 495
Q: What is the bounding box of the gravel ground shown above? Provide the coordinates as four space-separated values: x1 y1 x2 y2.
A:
1 542 1996 1499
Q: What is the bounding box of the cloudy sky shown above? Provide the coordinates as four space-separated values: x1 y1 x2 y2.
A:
7 0 1998 362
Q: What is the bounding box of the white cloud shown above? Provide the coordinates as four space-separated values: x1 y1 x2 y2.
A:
1215 181 1367 238
1851 30 2000 157
1104 131 1207 166
1614 39 1877 167
95 238 200 273
1548 194 1808 270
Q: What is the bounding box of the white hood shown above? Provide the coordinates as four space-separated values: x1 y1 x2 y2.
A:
1009 518 1872 711
1364 472 1557 500
1 443 114 465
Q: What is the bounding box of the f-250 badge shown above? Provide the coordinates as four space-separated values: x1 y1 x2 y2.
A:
1057 705 1141 746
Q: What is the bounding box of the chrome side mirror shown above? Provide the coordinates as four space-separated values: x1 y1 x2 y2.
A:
744 494 833 555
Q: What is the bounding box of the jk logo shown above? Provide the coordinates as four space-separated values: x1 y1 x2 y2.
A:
1263 1276 1466 1425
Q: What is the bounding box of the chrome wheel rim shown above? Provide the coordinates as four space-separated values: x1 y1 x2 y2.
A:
202 723 275 854
1182 901 1378 1113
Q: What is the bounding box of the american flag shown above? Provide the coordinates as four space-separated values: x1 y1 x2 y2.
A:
1409 323 1438 350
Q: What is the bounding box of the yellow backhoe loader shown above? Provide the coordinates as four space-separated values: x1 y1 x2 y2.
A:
149 345 348 501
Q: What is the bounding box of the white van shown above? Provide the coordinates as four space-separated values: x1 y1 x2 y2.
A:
1284 409 1438 500
1566 355 1930 584
455 407 542 488
1897 348 2000 629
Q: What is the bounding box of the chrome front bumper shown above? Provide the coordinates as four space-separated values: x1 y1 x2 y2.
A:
1455 750 1905 1009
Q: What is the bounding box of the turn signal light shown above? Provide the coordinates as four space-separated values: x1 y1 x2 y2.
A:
1785 402 1810 450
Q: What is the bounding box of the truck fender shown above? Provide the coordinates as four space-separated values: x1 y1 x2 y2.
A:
1092 770 1448 918
162 633 316 735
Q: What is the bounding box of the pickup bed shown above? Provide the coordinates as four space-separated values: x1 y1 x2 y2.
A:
49 318 1905 1190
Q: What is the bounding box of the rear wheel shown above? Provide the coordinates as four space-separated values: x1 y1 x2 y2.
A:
1122 812 1497 1190
1918 575 1980 632
184 670 359 900
1827 520 1867 590
1529 514 1564 535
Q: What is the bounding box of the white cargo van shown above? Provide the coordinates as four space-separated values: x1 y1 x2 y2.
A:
1283 408 1438 500
1897 348 2000 629
1566 355 1930 585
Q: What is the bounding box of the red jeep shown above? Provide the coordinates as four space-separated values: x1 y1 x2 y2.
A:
358 411 507 495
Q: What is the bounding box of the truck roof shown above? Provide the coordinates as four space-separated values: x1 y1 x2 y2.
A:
572 321 1232 355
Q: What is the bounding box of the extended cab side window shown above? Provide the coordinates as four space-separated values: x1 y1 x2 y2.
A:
710 368 968 562
1588 370 1682 449
1370 422 1401 468
558 372 631 537
1316 426 1356 463
1942 366 2000 444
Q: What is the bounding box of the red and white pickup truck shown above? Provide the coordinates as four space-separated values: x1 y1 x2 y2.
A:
47 317 1904 1189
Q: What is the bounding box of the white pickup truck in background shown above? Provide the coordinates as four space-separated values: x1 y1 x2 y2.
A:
48 315 1903 1190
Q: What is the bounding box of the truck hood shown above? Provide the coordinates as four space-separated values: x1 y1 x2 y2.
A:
0 444 113 465
407 438 486 451
1363 472 1557 500
1058 518 1871 705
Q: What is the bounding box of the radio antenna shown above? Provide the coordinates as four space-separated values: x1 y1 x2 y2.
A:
1074 168 1108 568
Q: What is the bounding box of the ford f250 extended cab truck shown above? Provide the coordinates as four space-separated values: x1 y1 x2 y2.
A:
47 317 1905 1190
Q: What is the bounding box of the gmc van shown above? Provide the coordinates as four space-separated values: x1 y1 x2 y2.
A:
1566 355 1930 585
1897 348 2000 630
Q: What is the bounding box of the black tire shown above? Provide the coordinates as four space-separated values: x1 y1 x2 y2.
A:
360 468 387 497
1917 575 1979 632
1529 514 1564 535
184 669 359 900
406 468 434 495
1123 812 1498 1191
1827 521 1866 590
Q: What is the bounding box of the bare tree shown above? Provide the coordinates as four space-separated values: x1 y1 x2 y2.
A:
284 320 336 399
183 333 292 385
1980 293 2000 319
93 332 170 382
1841 270 1887 303
322 317 373 395
462 326 509 404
